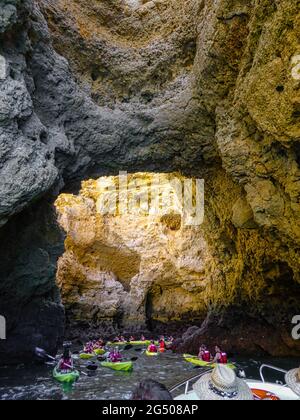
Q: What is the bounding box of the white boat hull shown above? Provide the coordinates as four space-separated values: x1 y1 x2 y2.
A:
175 380 299 401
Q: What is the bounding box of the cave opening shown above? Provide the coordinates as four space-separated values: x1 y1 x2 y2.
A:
53 171 208 340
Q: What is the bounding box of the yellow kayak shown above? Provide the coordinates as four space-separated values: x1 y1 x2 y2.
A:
94 348 106 356
183 354 235 369
145 350 159 357
79 353 95 360
107 341 151 346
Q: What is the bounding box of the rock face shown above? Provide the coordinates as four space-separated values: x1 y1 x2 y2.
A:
0 0 300 361
55 174 209 339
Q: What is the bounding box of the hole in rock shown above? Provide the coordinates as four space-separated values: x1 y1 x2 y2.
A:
54 172 208 338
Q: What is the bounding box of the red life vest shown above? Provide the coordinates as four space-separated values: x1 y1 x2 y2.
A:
219 352 228 364
159 341 165 350
202 350 211 362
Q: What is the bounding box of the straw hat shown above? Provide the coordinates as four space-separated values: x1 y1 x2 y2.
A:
193 365 253 400
285 367 300 396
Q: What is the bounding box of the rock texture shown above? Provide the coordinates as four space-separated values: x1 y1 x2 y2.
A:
55 174 209 339
0 0 300 361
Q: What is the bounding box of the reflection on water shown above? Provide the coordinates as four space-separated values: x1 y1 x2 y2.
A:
0 348 298 400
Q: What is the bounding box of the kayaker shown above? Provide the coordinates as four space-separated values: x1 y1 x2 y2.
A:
141 335 146 342
212 345 228 364
159 338 166 352
193 365 253 400
130 336 135 342
114 336 120 343
120 336 126 342
147 341 158 353
131 380 173 400
84 341 94 354
58 346 74 373
109 347 122 363
198 344 211 362
94 339 104 350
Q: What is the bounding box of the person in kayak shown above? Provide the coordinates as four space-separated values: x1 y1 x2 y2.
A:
212 345 228 364
120 336 126 342
147 341 158 353
159 337 166 352
198 344 211 362
58 346 74 373
129 335 135 342
140 335 146 342
84 341 94 354
109 347 122 363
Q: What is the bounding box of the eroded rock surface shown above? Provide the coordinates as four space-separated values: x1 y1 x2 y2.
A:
55 174 209 339
0 0 300 361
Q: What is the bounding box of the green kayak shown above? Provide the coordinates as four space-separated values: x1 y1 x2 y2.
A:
107 341 151 346
79 352 95 360
128 340 151 346
101 361 133 372
183 354 235 369
53 367 80 384
94 348 106 356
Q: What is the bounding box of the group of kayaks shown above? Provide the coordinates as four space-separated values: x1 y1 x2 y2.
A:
54 343 233 388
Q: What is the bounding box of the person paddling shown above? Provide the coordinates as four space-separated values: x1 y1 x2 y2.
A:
198 344 211 362
84 341 94 354
212 345 228 364
141 335 146 342
147 340 158 353
109 347 122 363
58 345 74 373
159 337 166 352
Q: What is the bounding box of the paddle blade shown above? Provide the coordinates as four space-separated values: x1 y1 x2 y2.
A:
35 347 47 359
86 364 98 371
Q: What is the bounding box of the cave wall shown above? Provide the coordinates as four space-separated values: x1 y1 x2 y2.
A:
54 174 210 340
0 0 300 361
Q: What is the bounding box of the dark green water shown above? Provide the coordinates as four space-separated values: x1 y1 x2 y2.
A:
0 348 298 400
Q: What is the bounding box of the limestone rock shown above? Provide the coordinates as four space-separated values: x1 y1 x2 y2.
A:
55 174 210 337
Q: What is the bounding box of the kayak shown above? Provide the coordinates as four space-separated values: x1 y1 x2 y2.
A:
107 341 151 346
79 353 95 360
94 348 106 356
53 367 80 384
101 361 133 372
183 354 235 369
128 340 151 346
107 342 129 346
145 351 159 357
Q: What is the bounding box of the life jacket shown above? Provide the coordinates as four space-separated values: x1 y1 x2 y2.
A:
60 358 72 370
202 350 211 362
159 340 165 350
110 352 122 363
148 344 157 353
219 352 228 364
